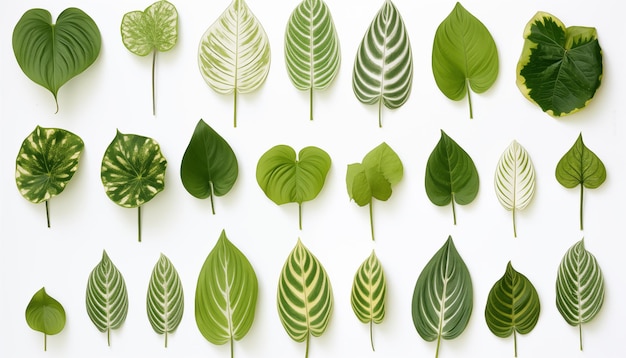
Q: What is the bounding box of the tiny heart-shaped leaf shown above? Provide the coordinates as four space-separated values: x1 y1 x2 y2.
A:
147 253 184 348
25 287 66 351
351 250 386 351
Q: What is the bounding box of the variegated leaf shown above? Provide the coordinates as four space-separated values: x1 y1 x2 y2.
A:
147 253 184 348
351 250 386 351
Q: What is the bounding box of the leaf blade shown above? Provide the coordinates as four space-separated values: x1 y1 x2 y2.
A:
147 254 184 347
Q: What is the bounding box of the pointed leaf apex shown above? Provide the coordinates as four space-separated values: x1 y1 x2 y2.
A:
102 250 109 260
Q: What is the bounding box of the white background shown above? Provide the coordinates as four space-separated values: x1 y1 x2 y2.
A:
1 0 624 357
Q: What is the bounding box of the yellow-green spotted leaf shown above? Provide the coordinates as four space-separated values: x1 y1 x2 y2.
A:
351 251 386 351
25 287 66 351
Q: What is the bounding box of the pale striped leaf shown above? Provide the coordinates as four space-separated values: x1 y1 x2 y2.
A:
352 0 413 127
285 0 340 120
351 251 386 351
494 141 536 237
556 239 604 351
86 250 129 346
147 254 184 348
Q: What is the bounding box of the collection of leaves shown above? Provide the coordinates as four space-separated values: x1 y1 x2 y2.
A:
12 0 606 357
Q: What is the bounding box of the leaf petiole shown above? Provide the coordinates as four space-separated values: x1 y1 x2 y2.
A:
310 88 314 121
233 91 238 128
299 203 303 230
513 329 517 357
466 80 473 119
370 321 375 351
138 206 142 242
369 202 375 241
45 200 51 228
152 50 157 116
579 185 584 231
44 333 47 351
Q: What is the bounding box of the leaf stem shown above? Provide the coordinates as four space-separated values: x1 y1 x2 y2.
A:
45 200 50 228
513 330 517 357
231 336 234 358
512 209 517 238
165 331 168 348
378 100 383 128
435 332 441 358
210 193 216 215
369 202 375 241
451 198 457 225
299 203 303 230
107 327 111 347
310 87 314 121
370 321 375 351
579 323 583 351
233 91 238 128
305 333 310 358
579 185 584 231
44 333 47 351
466 81 473 119
138 206 142 243
152 50 157 116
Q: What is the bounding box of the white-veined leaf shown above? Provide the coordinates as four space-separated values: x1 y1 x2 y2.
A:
147 253 184 348
351 250 386 351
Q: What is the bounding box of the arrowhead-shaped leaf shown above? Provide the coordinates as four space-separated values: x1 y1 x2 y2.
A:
147 254 184 348
25 287 66 351
351 251 386 351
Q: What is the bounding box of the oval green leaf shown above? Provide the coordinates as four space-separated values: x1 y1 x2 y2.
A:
15 126 84 228
432 2 498 119
412 236 473 358
25 287 66 351
516 12 602 117
198 0 271 127
12 7 101 112
180 119 238 215
351 250 386 351
147 253 184 348
352 0 413 127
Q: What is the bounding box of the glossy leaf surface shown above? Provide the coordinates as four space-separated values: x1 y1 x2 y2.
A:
25 287 66 351
147 254 184 348
351 251 386 351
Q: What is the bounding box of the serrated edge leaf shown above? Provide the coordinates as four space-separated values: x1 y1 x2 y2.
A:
351 250 386 351
147 253 184 348
25 287 66 351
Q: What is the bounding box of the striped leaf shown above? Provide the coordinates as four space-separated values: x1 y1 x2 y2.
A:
198 0 271 127
351 251 386 351
147 254 184 348
86 250 129 346
15 126 84 228
485 261 540 357
195 230 258 357
494 141 536 237
412 236 472 358
25 287 66 351
285 0 340 120
277 239 333 358
352 0 413 127
556 239 605 351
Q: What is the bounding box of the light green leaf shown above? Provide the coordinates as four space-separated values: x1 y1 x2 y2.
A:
285 0 340 120
351 251 386 351
425 130 479 225
198 0 271 127
555 133 606 230
432 2 498 119
277 238 333 358
256 145 331 230
101 130 167 242
180 119 238 214
352 0 413 127
147 253 184 348
86 250 129 346
195 230 258 357
485 261 540 358
556 239 605 351
12 7 101 113
25 287 66 351
15 126 84 228
121 0 178 115
346 142 403 240
412 236 473 358
516 12 602 117
494 140 536 238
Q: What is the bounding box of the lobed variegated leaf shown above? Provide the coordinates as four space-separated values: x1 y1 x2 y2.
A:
351 251 386 351
25 287 66 351
147 254 184 348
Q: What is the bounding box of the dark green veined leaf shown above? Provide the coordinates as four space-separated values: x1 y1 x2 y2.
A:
556 239 604 351
86 250 129 346
277 239 333 358
555 133 606 230
352 0 413 127
147 253 184 348
485 261 540 357
346 142 403 240
101 130 167 242
15 126 84 228
256 145 331 230
351 251 386 351
25 287 66 351
180 119 238 214
432 2 498 119
285 0 340 120
516 12 602 117
412 236 472 358
195 230 258 357
121 0 178 115
12 7 101 112
425 130 479 225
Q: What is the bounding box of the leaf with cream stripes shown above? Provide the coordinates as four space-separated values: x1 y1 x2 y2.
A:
147 254 184 348
277 239 333 358
351 251 386 351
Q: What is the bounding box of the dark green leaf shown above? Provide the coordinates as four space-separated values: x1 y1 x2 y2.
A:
25 287 66 351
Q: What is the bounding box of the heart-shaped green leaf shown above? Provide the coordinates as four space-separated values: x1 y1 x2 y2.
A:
516 12 602 117
147 254 184 348
25 287 66 351
352 0 413 127
412 236 473 358
101 130 167 242
86 250 129 347
121 0 178 115
346 142 403 241
555 133 606 230
556 239 605 351
351 251 386 351
195 230 258 358
12 7 101 112
180 119 238 214
485 261 540 357
285 0 341 120
277 239 333 358
199 0 271 127
15 126 84 228
494 140 536 237
432 2 498 119
425 130 479 225
256 145 331 230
